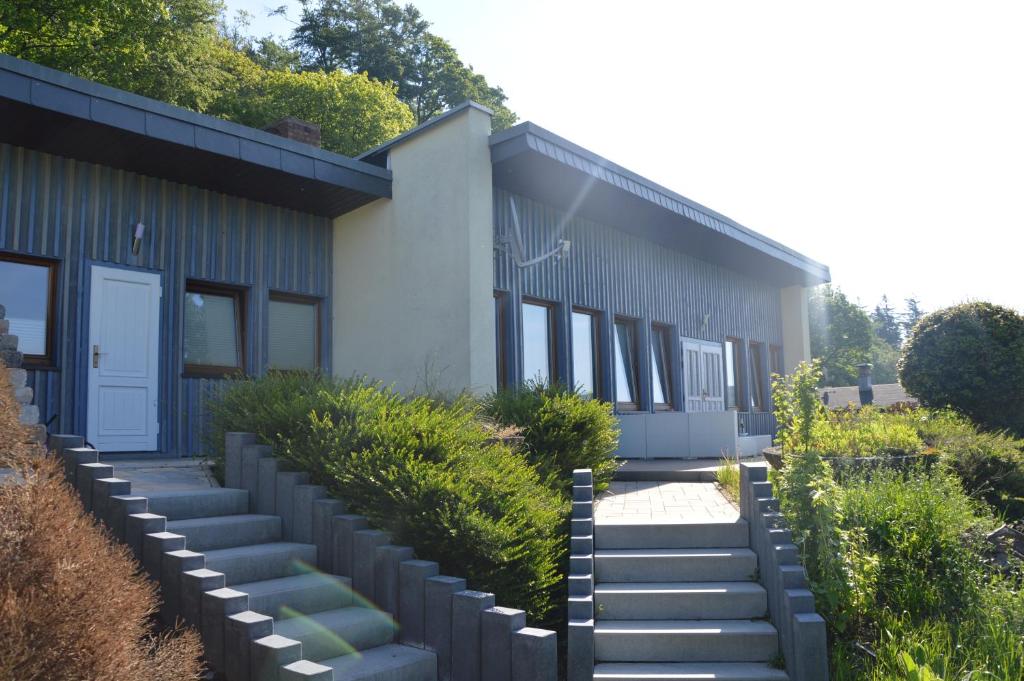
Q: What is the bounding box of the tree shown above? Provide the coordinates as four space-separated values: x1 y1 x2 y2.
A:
291 0 517 129
809 285 874 386
902 297 926 338
871 295 902 348
899 302 1024 436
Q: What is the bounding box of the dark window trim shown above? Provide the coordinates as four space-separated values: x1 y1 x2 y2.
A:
651 323 674 411
725 336 745 411
614 315 641 411
183 280 246 378
0 251 59 369
769 344 783 377
268 289 322 370
571 306 602 399
494 291 509 389
749 340 766 412
522 296 558 385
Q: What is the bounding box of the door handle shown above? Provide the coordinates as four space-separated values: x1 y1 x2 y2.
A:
93 344 101 368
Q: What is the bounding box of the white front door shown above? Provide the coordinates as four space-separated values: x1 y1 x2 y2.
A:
682 339 725 412
87 265 162 452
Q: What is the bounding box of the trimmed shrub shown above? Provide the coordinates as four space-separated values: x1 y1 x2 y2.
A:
899 302 1024 437
483 382 620 494
0 361 203 680
809 407 924 457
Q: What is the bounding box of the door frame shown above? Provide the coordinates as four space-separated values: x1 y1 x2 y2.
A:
82 260 164 452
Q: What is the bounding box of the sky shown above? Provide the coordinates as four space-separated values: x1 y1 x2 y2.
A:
225 0 1024 315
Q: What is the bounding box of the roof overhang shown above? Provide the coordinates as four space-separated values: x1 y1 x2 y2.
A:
0 55 392 218
490 122 830 287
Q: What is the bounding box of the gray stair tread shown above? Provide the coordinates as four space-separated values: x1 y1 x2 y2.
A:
596 519 749 549
166 513 281 550
595 582 765 595
274 606 396 661
145 488 249 519
321 644 437 681
595 619 777 634
594 582 768 619
595 548 757 559
594 619 779 663
594 662 789 680
236 572 353 619
204 542 318 585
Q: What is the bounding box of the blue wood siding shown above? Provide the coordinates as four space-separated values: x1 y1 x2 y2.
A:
494 187 782 428
0 143 332 455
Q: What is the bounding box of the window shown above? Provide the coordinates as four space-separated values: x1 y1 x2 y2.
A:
0 253 57 366
749 341 765 412
269 292 320 370
769 345 783 377
651 324 674 409
571 308 600 398
184 282 244 376
724 337 744 410
522 299 555 384
614 317 640 409
495 292 508 389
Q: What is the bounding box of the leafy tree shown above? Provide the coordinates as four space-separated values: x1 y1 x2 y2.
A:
809 285 874 386
870 337 899 384
291 0 517 129
871 295 903 348
902 297 926 338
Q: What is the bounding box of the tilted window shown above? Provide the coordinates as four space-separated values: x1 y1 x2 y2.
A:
651 324 674 409
184 282 244 376
571 308 600 398
522 299 555 385
268 292 320 371
0 253 57 367
614 318 640 409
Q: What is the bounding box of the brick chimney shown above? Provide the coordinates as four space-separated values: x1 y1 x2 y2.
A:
264 117 322 148
857 363 874 406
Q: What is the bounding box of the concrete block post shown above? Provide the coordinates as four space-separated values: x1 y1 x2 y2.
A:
275 471 310 540
312 498 345 572
293 484 327 544
142 531 186 580
480 606 526 681
180 568 225 628
224 610 274 681
451 590 495 681
568 468 595 681
567 620 595 681
257 457 279 515
92 477 131 529
510 627 557 681
48 433 84 463
251 635 303 681
241 444 273 510
108 495 147 542
160 550 206 625
375 544 414 616
399 559 440 648
62 447 98 487
201 587 249 672
126 512 166 559
281 661 333 680
352 529 389 602
791 612 829 681
425 575 467 681
224 432 257 489
331 514 368 578
75 462 113 511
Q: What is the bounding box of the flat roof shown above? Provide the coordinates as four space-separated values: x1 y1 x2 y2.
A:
490 122 830 286
0 55 392 217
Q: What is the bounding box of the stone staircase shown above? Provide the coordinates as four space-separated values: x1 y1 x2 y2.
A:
591 484 789 681
0 303 45 443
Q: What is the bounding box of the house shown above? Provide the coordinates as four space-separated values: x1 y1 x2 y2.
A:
0 55 830 459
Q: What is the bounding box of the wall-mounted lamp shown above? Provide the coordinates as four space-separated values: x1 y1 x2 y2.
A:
131 223 146 256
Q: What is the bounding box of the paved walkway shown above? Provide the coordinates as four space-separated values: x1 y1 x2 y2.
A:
595 481 739 524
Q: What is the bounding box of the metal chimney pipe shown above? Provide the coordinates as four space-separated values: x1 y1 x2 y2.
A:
857 363 874 406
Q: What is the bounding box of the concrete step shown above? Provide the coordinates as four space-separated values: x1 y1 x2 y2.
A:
596 520 749 549
595 582 767 620
322 643 437 681
166 514 281 551
274 607 396 661
0 334 17 351
595 548 758 583
7 368 26 388
594 662 789 680
594 619 779 663
237 572 354 619
0 319 8 333
146 488 249 520
14 385 32 404
205 542 317 586
19 403 39 425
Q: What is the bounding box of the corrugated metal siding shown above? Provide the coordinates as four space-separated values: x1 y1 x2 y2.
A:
494 187 783 420
0 143 332 456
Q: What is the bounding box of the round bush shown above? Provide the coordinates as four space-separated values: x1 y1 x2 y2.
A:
899 302 1024 436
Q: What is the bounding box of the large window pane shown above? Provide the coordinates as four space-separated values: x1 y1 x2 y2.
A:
725 338 738 409
651 325 672 407
0 258 52 357
571 310 597 397
184 288 241 369
269 296 318 370
522 301 552 384
749 342 765 411
614 319 638 405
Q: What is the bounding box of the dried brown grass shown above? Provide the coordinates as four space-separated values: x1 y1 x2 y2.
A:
0 360 204 681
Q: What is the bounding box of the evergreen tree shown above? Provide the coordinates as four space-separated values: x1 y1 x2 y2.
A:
871 295 903 348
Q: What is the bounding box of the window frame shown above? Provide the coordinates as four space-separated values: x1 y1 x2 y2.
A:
571 306 602 399
749 340 766 412
183 280 246 378
725 336 745 411
769 344 783 377
521 297 557 385
651 323 674 411
0 252 59 369
267 290 322 371
613 316 641 412
494 291 509 389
